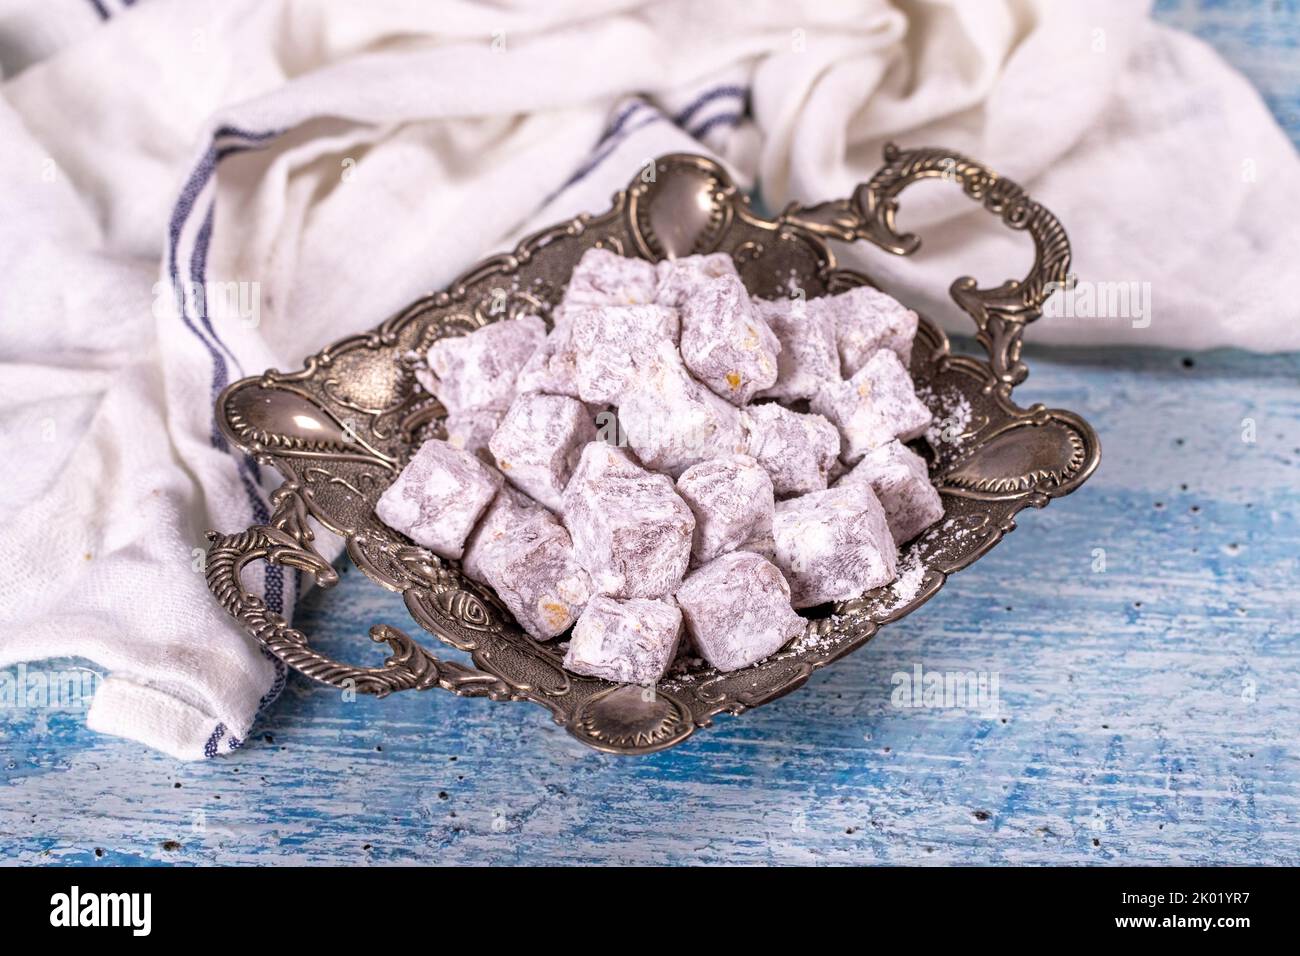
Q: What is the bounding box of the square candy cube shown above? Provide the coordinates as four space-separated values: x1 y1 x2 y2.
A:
741 402 840 496
816 285 918 375
810 349 932 462
375 439 503 560
737 528 778 564
515 307 582 400
838 440 944 545
753 295 839 402
570 303 679 404
772 483 897 608
561 442 695 599
563 595 683 685
675 454 775 563
443 407 503 463
675 551 806 672
563 247 659 307
679 273 781 405
462 488 591 640
424 315 546 414
654 253 739 308
618 341 747 475
488 392 595 512
460 484 540 585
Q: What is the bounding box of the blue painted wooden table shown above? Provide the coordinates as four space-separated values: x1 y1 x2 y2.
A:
2 2 1297 866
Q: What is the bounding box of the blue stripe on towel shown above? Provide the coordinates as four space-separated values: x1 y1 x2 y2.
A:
167 124 293 756
551 111 662 199
691 110 744 139
557 84 751 199
203 723 225 758
671 85 746 127
595 101 648 147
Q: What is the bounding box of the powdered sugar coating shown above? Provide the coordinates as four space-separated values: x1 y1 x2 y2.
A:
753 295 839 402
678 274 781 405
375 439 503 560
381 252 944 676
837 439 945 545
810 349 932 462
461 485 542 584
565 247 659 306
561 442 695 599
772 482 897 608
738 528 778 564
618 341 747 475
570 303 680 404
424 315 546 414
675 551 806 672
741 402 840 496
820 285 918 375
654 253 739 308
443 407 504 462
563 595 683 684
675 454 775 563
462 487 591 639
515 306 581 399
488 392 595 512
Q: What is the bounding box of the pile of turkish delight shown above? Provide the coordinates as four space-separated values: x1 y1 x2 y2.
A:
376 248 944 685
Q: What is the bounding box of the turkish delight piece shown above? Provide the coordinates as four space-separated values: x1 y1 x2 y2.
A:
443 407 504 462
654 253 739 308
375 439 503 560
738 528 777 564
753 295 839 402
675 454 775 563
462 488 591 639
741 402 840 496
675 551 806 672
563 595 683 684
424 315 546 414
771 483 897 608
564 247 658 306
838 439 944 545
819 285 919 375
678 273 781 405
515 307 582 399
460 485 540 584
561 442 695 599
488 392 595 511
570 303 680 404
618 341 747 475
810 349 932 462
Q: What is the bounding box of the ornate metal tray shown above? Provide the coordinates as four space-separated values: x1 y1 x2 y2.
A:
205 145 1100 754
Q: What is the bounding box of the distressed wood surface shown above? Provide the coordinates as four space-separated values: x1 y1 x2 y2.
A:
2 3 1298 866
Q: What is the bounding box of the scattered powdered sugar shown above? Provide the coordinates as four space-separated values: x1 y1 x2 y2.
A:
918 385 973 454
879 548 927 612
784 269 803 297
935 514 982 546
659 653 710 689
789 622 837 655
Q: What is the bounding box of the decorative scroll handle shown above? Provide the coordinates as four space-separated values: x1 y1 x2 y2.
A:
204 484 512 700
784 142 1072 393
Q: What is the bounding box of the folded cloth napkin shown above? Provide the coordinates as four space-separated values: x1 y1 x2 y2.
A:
1 0 1296 759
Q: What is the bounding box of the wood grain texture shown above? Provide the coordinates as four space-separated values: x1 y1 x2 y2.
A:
2 3 1298 866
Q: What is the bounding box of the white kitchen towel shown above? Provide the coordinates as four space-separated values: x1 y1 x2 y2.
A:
1 0 1296 759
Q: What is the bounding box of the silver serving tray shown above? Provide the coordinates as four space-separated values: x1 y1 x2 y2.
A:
205 145 1100 754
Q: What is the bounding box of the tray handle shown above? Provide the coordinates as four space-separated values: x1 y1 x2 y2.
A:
204 484 512 700
783 142 1072 393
